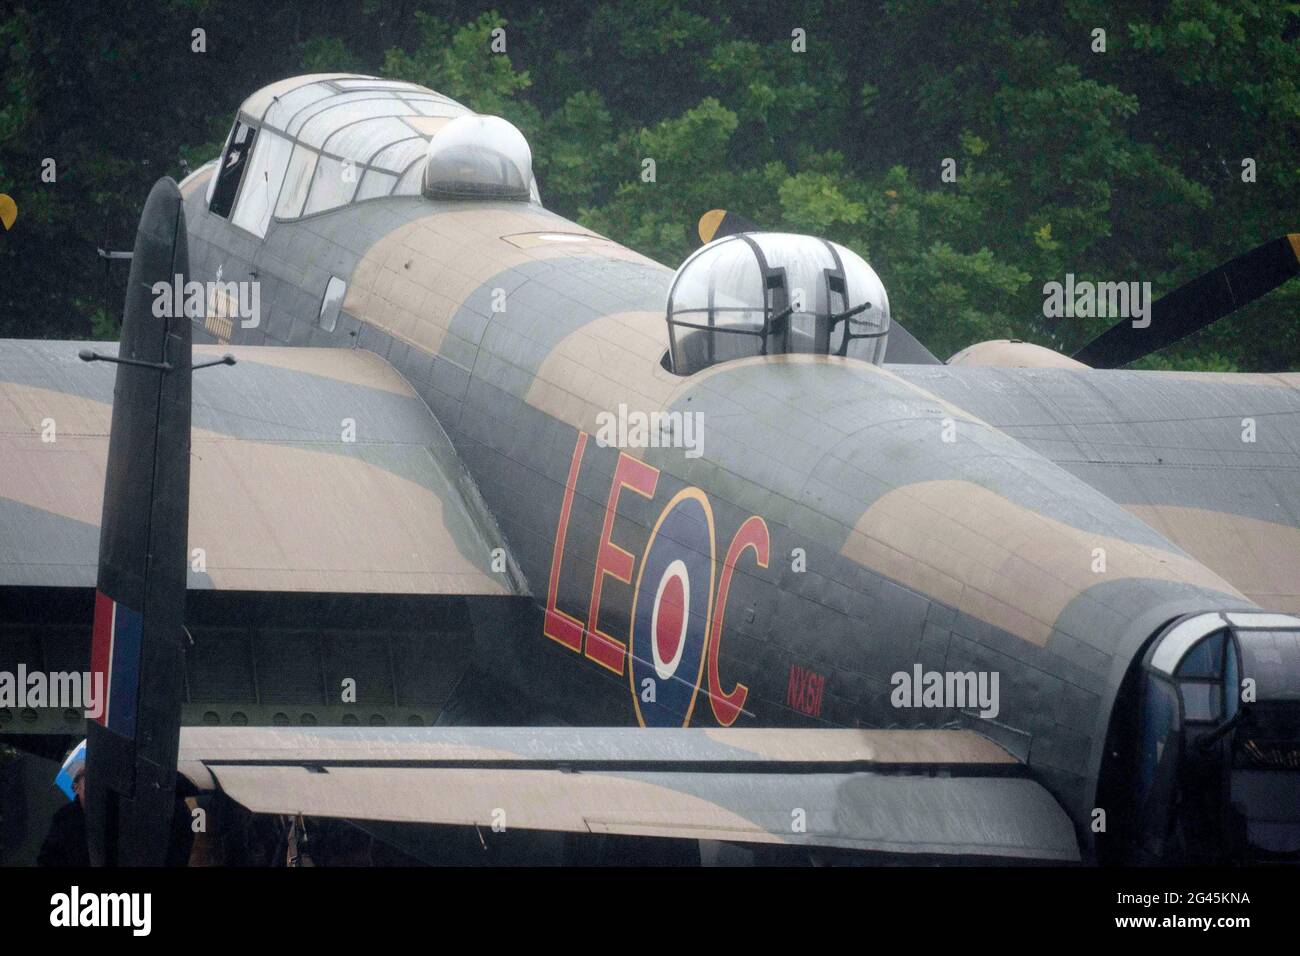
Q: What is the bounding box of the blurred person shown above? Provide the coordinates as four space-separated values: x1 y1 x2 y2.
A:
38 756 88 867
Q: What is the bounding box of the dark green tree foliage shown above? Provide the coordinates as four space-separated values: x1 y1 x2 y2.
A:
1 1 1296 368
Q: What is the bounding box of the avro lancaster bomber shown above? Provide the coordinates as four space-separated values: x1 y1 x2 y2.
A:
2 74 1298 865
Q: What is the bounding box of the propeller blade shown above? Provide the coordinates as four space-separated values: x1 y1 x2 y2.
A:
1071 234 1300 368
695 208 760 246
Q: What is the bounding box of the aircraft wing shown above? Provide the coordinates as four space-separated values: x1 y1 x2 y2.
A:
176 725 1081 861
892 364 1300 612
0 339 526 596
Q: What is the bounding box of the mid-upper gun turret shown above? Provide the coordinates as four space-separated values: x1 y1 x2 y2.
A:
665 232 890 375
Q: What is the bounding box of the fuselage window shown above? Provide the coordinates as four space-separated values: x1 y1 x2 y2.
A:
209 121 258 219
318 276 347 332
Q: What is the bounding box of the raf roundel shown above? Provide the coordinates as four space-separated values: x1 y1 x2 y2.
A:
651 559 690 680
629 490 715 727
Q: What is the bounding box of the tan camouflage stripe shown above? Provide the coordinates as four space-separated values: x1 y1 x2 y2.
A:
842 479 1247 647
0 383 505 594
189 433 506 593
342 207 660 357
527 347 992 442
194 344 412 397
0 386 109 526
524 310 681 439
1124 504 1300 614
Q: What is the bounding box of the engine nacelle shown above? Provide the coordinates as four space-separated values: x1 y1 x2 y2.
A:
948 339 1088 369
1097 610 1300 863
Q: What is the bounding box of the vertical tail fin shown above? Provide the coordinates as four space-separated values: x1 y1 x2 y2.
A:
83 177 192 866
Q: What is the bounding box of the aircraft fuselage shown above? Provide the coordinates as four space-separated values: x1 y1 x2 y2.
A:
177 166 1261 859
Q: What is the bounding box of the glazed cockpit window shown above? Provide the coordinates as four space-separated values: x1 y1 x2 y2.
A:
209 121 257 219
223 75 510 230
230 130 292 237
215 75 545 233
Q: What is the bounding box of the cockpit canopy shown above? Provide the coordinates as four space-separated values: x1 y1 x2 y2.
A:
665 232 890 375
205 74 540 239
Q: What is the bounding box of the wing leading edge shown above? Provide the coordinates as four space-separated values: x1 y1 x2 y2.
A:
177 725 1080 862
